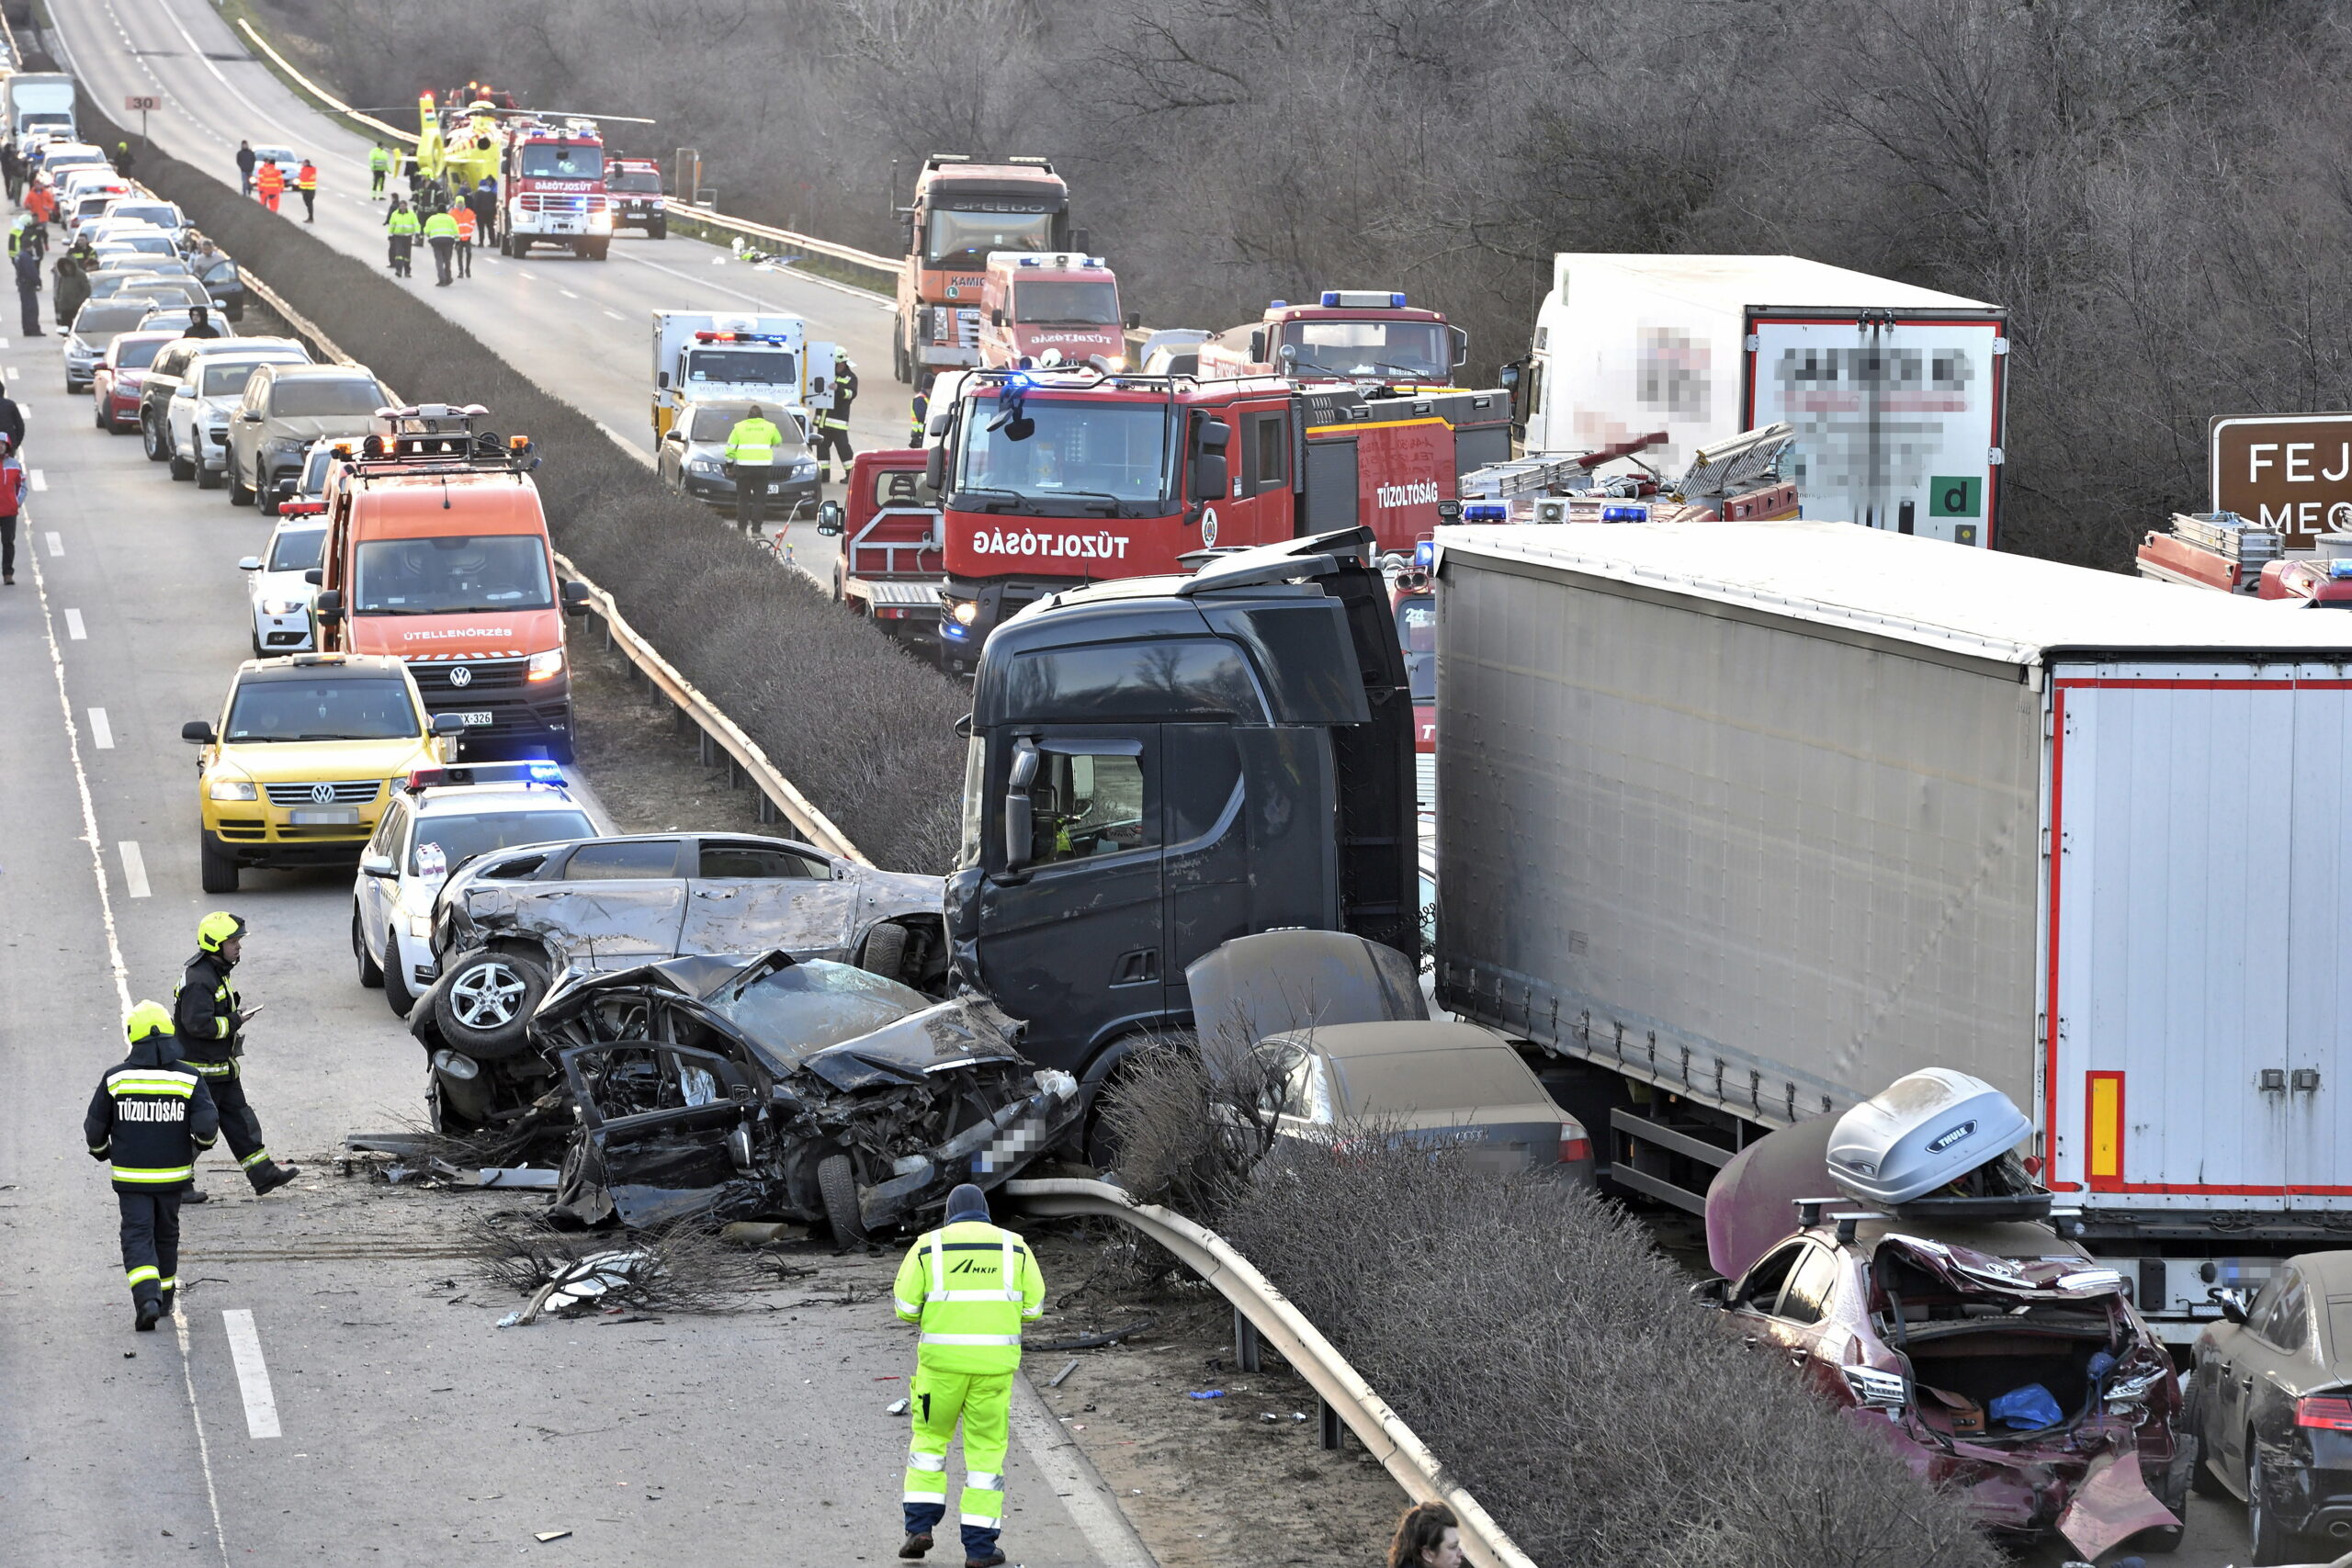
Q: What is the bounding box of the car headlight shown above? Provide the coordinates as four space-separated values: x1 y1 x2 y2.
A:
950 600 978 626
207 776 258 801
791 459 816 478
526 649 564 682
260 597 306 615
690 457 719 476
406 914 433 940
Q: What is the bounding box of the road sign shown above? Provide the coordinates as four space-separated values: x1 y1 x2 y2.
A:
2211 413 2352 546
124 96 160 112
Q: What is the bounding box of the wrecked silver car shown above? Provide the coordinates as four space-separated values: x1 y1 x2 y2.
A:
534 952 1080 1239
423 832 944 1063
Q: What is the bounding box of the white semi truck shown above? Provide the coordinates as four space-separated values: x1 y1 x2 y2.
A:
1512 254 2008 547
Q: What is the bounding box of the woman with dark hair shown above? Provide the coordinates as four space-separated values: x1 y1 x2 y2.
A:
1386 1500 1463 1568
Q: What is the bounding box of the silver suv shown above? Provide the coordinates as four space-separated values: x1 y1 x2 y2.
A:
226 363 392 513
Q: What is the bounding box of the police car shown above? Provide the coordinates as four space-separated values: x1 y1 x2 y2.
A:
351 761 598 1016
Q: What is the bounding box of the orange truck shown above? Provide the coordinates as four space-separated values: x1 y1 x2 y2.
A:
978 252 1135 370
817 448 943 651
311 405 592 761
893 154 1077 385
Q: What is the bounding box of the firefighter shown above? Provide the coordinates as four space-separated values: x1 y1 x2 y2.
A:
86 1001 219 1331
423 204 459 287
817 351 858 483
254 159 285 213
295 159 318 222
910 381 930 448
368 143 390 197
722 403 787 537
891 1184 1043 1568
174 912 300 1201
451 200 476 276
385 197 419 276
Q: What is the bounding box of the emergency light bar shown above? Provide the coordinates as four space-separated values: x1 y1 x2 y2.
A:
1600 503 1650 523
1014 254 1107 269
1319 290 1409 310
1460 503 1509 524
692 331 795 345
403 761 566 793
2331 560 2352 579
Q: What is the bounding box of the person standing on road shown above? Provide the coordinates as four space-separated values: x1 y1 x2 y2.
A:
891 1184 1043 1568
14 241 40 339
0 432 27 586
255 160 285 213
470 175 498 247
113 141 134 176
1386 1502 1463 1568
174 912 300 1202
385 197 418 276
451 201 476 276
723 403 787 538
368 143 390 197
235 140 256 197
181 306 220 341
23 177 52 230
910 380 931 447
424 204 459 287
85 1001 219 1332
52 236 92 327
296 159 318 222
816 351 858 484
2 141 21 204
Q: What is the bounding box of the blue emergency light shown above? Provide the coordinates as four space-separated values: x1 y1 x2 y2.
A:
1461 503 1509 524
1600 504 1650 523
1413 540 1437 570
1320 292 1338 307
1269 300 1286 310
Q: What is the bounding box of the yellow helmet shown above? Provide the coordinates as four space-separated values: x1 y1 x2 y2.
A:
197 911 247 953
125 1000 175 1042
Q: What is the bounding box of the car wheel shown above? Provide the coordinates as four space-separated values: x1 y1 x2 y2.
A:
649 220 665 241
195 460 221 489
2249 1441 2304 1566
545 734 575 766
817 1153 867 1247
94 397 108 429
199 832 238 895
143 412 167 461
230 466 254 505
259 476 280 516
353 906 384 988
2188 1380 2230 1498
431 948 548 1061
383 938 417 1018
856 922 910 985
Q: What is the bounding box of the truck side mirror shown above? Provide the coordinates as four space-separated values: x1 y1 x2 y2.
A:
1499 362 1521 389
816 499 844 536
1072 228 1091 254
657 371 670 389
560 579 590 616
181 720 216 745
989 309 1003 328
1451 326 1469 368
304 568 322 585
1125 311 1141 332
1003 739 1040 872
314 588 344 622
925 443 946 495
1249 329 1266 363
1192 417 1230 502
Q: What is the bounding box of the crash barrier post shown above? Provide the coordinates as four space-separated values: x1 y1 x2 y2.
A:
549 553 869 865
231 17 898 296
1004 1178 1538 1568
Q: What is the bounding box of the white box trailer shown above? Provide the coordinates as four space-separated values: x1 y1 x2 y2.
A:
649 310 833 439
1432 520 2352 1337
1519 254 2007 547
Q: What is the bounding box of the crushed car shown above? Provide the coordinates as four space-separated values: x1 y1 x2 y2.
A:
429 950 1080 1241
1695 1068 2187 1560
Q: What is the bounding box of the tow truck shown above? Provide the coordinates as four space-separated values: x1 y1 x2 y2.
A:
978 253 1136 370
1198 291 1467 387
650 310 835 441
817 448 944 651
894 155 1078 385
926 365 1511 669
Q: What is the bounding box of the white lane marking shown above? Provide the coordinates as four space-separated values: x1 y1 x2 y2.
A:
0 336 9 348
594 422 657 468
517 269 537 281
43 531 60 555
28 468 46 491
220 1310 282 1439
6 365 17 378
558 288 578 300
1008 1374 1156 1568
119 840 150 898
28 543 129 1011
172 1306 232 1568
603 309 624 321
62 607 85 639
88 706 113 749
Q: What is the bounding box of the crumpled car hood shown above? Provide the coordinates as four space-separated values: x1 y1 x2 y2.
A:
1871 1233 2127 1301
796 997 1026 1092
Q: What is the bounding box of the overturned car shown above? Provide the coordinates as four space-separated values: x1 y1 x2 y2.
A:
1696 1070 2187 1559
433 951 1080 1239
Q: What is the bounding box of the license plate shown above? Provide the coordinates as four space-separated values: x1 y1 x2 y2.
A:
458 710 494 727
288 807 359 825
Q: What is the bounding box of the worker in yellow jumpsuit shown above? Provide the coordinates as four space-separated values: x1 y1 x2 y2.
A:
891 1183 1044 1568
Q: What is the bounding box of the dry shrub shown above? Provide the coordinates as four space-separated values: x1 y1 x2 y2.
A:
86 102 966 872
1221 1134 2005 1568
1098 1036 1283 1223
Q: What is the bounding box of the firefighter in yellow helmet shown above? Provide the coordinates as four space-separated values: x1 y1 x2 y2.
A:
85 1002 219 1330
174 912 300 1201
890 1183 1044 1567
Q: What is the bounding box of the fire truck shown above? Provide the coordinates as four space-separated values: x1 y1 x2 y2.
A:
895 155 1078 385
978 253 1135 370
492 116 614 260
2138 512 2352 605
1198 291 1467 386
926 367 1512 669
816 449 944 651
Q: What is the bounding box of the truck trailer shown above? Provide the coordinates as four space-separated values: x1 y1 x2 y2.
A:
1430 521 2352 1339
1513 254 2007 547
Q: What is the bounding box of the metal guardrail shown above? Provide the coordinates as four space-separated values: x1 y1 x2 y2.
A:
1005 1178 1538 1568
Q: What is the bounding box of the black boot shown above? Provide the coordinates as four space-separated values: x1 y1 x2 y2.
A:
158 1289 175 1320
182 1187 208 1204
250 1161 300 1196
134 1299 162 1332
898 1533 933 1561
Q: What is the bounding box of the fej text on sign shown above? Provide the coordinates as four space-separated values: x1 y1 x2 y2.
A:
2211 412 2352 544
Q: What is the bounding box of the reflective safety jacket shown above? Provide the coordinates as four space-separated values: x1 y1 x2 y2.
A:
386 207 421 236
255 164 285 196
453 207 477 241
85 1031 219 1193
723 417 786 466
174 951 242 1067
296 164 318 191
893 1219 1046 1375
423 209 460 240
368 147 390 172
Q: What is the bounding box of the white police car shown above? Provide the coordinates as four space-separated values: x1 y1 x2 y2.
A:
351 761 598 1016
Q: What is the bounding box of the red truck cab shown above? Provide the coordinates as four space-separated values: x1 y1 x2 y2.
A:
312 406 590 761
818 448 944 650
1200 291 1467 386
2260 555 2352 606
895 156 1074 384
978 253 1135 370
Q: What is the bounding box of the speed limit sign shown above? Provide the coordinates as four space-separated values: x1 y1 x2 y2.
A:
123 96 160 111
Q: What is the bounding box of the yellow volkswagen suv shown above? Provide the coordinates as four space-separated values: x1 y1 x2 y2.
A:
183 653 462 893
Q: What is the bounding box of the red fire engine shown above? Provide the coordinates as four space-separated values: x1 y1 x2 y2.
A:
493 118 614 260
1198 291 1467 386
927 367 1511 668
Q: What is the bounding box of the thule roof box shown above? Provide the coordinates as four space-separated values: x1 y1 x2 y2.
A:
1826 1068 2049 1220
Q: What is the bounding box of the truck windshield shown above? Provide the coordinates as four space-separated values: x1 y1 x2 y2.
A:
271 378 386 417
1282 320 1451 379
518 145 603 180
926 207 1054 268
955 394 1170 509
224 677 417 742
607 168 662 193
354 535 555 615
1015 280 1120 325
684 348 795 387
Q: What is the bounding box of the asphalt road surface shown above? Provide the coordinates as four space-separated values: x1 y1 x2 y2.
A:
47 0 909 589
0 333 1148 1567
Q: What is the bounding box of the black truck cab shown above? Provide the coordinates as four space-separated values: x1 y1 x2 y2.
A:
945 529 1419 1093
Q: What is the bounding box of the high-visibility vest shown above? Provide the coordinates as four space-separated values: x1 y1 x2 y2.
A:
423 210 459 240
256 164 284 195
723 417 786 466
891 1220 1045 1376
387 208 421 235
296 164 317 191
453 206 477 241
369 148 390 172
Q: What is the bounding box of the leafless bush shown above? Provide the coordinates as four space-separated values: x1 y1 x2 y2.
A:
1221 1134 2004 1568
1097 1036 1283 1222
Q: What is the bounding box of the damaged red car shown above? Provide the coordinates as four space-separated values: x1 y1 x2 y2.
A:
1697 1069 2188 1558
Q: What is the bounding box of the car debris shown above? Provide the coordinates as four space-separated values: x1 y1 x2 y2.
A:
495 1249 667 1327
1696 1069 2185 1558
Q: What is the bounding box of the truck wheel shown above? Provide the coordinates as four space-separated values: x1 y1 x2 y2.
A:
431 948 548 1061
199 833 238 895
817 1153 867 1247
383 938 417 1018
353 906 384 988
545 735 575 766
195 460 220 490
856 923 910 985
891 332 910 385
587 240 609 261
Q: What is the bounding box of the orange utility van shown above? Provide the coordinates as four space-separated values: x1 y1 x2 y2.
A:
311 404 590 761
